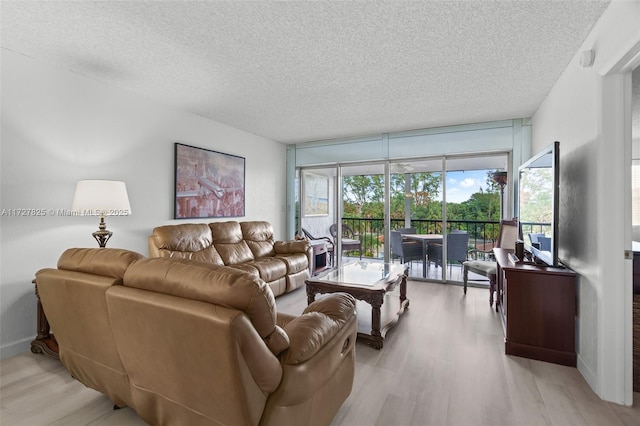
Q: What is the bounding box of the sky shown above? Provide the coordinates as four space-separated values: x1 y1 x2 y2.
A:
445 169 492 203
296 168 495 204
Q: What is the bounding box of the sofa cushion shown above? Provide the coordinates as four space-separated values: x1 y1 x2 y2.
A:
210 221 255 265
57 247 144 279
274 253 309 275
123 257 280 346
267 277 287 298
227 263 260 278
158 247 224 264
151 224 224 265
241 221 276 258
274 241 312 276
284 269 308 293
248 257 288 283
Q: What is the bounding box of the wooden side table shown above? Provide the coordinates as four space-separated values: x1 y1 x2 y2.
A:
30 279 59 359
309 240 329 275
494 248 576 366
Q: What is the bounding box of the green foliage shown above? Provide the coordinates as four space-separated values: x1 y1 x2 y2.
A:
342 175 386 219
360 232 382 257
519 168 553 223
342 170 500 221
453 191 500 221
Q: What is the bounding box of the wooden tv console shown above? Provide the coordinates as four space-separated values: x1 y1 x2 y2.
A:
494 248 577 366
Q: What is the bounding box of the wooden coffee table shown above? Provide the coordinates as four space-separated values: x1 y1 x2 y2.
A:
306 261 409 349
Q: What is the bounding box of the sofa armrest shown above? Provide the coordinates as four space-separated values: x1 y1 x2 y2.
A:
280 293 356 365
274 240 313 273
273 240 310 255
276 312 297 329
263 294 356 419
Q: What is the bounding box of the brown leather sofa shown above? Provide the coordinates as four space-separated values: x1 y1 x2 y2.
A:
36 248 357 426
148 221 312 297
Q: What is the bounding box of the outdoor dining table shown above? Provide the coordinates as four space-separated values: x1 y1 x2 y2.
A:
402 234 443 278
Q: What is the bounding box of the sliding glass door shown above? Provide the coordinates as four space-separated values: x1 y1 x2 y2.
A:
340 162 386 264
297 152 509 284
443 154 509 283
389 158 444 280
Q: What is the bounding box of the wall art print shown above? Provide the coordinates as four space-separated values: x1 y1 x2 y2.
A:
303 172 329 216
174 143 245 219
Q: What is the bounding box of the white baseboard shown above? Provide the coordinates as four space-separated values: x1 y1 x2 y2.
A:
0 337 32 360
577 352 599 398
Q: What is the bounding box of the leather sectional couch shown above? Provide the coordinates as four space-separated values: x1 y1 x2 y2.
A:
36 248 357 426
148 221 312 297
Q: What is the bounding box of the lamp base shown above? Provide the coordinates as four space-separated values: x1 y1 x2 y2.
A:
93 230 113 248
93 214 113 248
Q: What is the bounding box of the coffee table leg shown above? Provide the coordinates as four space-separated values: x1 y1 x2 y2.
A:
306 284 317 305
422 242 427 278
369 295 384 349
400 274 409 307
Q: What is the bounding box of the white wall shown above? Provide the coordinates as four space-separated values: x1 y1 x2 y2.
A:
0 49 287 358
532 0 640 405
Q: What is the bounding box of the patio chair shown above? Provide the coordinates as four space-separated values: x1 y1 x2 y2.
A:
302 227 334 265
329 223 362 259
463 218 519 308
390 228 422 266
426 231 469 273
396 227 417 234
538 236 552 252
528 232 545 247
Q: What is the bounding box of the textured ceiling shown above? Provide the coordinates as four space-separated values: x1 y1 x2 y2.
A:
1 1 610 144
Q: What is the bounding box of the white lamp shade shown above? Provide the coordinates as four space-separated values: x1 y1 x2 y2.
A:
72 180 132 216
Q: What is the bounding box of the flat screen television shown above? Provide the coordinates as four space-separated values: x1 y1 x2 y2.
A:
517 141 560 267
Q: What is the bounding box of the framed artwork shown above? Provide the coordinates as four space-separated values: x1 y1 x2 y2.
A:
174 143 245 219
303 172 329 216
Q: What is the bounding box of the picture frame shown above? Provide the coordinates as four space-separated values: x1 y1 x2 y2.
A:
174 143 245 219
303 172 329 216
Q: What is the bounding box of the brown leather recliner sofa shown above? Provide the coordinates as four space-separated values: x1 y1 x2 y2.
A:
148 221 312 297
36 248 357 426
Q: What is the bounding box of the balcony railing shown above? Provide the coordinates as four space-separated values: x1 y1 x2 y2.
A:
338 218 551 259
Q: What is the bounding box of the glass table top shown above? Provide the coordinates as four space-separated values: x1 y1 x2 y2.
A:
313 261 406 287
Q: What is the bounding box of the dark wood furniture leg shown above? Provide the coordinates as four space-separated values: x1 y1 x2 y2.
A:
369 295 384 349
400 273 408 306
30 279 59 359
306 285 319 305
422 241 427 278
367 274 409 349
489 273 496 309
306 270 408 350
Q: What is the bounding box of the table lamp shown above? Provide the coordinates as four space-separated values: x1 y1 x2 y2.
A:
72 180 131 247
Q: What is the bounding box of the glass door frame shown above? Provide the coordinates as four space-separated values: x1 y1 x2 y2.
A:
297 151 511 282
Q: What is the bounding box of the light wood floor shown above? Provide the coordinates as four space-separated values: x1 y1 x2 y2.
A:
343 255 487 284
2 281 639 425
